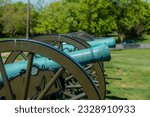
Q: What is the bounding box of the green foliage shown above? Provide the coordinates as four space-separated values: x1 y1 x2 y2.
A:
0 1 39 36
55 1 79 33
76 0 117 35
0 2 27 36
0 0 12 34
0 0 150 39
34 1 79 34
0 6 2 34
144 3 150 32
30 5 39 35
112 0 150 38
34 2 62 34
34 0 149 37
34 0 117 35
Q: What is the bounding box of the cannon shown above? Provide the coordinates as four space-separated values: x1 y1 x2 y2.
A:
32 34 116 99
0 44 110 84
67 32 116 48
59 34 116 49
0 39 111 100
56 36 116 52
4 35 110 100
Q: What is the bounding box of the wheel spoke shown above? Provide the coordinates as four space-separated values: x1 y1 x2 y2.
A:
69 93 86 100
65 64 93 82
5 51 27 64
5 51 20 63
36 67 65 100
66 85 82 89
65 75 73 82
20 52 27 60
63 91 75 98
0 54 14 99
85 64 93 70
57 41 63 51
21 53 34 99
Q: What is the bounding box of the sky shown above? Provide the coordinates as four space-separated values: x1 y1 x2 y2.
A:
13 0 37 4
12 0 53 4
12 0 150 4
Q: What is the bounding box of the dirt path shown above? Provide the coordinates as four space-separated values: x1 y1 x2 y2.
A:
1 52 10 56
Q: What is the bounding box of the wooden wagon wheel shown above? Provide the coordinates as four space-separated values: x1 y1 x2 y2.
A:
0 39 100 100
67 32 95 41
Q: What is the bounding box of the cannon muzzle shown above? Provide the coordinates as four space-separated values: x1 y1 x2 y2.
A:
93 37 116 48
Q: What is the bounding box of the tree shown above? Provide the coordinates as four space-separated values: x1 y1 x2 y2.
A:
0 0 11 35
22 0 150 37
111 0 150 39
54 0 79 33
34 0 79 34
34 0 118 35
34 1 61 34
0 2 27 36
76 0 117 36
144 2 150 33
29 5 39 35
0 5 3 34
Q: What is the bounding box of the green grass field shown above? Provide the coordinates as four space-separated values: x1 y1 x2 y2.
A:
105 49 150 100
133 34 150 44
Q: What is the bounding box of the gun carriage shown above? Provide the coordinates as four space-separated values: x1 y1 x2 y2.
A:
0 33 116 100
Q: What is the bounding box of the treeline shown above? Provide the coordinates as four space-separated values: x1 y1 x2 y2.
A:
0 0 150 39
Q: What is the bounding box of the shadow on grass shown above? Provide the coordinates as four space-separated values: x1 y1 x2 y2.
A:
126 36 148 43
106 96 128 100
136 37 148 43
106 90 111 94
106 77 122 80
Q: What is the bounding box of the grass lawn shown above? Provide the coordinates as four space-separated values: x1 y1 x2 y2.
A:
0 37 7 40
135 34 150 44
105 49 150 100
0 38 5 40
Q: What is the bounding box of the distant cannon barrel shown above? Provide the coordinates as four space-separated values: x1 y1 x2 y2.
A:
92 37 116 48
32 35 116 52
67 32 116 47
61 37 116 52
0 44 110 85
